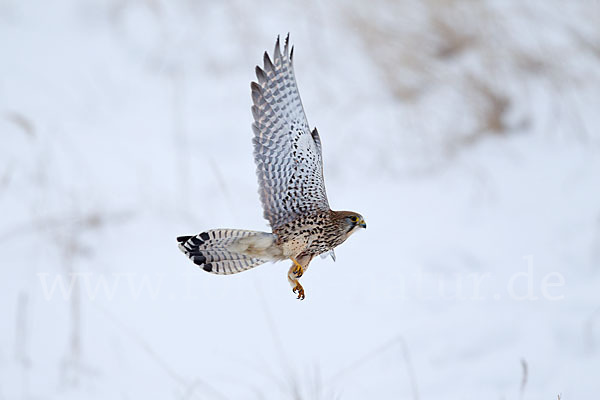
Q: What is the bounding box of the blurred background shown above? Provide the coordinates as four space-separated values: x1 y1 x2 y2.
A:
2 0 600 398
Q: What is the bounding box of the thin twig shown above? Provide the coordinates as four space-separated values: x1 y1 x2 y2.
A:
519 358 528 400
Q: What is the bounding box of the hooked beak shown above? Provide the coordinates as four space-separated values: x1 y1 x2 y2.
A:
359 219 367 229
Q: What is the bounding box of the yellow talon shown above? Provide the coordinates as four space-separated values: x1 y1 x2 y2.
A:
291 257 304 278
292 282 305 300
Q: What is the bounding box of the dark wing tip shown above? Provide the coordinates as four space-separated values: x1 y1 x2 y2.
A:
275 35 281 56
311 127 319 139
250 81 263 104
311 127 322 152
250 81 262 92
284 33 290 55
263 51 274 70
255 65 267 83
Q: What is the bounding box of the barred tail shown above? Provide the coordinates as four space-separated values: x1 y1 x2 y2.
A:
177 229 279 275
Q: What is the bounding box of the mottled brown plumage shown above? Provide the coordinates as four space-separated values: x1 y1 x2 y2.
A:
177 35 366 300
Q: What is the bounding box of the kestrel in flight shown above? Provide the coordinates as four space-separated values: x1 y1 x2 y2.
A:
177 35 366 300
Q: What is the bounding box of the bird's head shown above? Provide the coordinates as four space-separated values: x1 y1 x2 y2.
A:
334 211 367 236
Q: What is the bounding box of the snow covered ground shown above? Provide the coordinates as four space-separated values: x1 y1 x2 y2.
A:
2 0 599 399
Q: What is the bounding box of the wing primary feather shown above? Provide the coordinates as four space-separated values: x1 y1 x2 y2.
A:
255 66 267 83
263 51 274 71
284 33 290 57
274 35 281 61
290 45 294 62
250 81 261 93
250 82 262 104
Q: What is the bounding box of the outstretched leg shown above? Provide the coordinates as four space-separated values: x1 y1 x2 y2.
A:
287 254 313 300
287 264 305 300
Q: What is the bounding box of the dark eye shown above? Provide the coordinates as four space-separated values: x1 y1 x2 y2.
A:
350 216 358 223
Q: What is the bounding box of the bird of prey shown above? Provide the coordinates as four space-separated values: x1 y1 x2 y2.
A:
177 35 366 300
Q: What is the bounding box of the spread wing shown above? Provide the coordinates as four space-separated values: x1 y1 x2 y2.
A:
251 35 329 230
